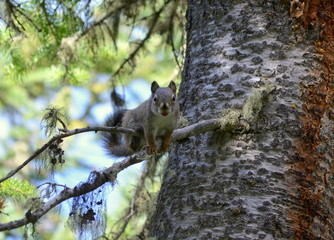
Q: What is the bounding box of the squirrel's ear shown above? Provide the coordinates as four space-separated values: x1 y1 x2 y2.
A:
168 81 177 93
151 81 160 94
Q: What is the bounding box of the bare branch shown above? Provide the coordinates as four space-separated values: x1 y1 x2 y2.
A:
36 182 68 190
0 117 221 184
172 119 221 141
0 126 139 184
0 150 154 231
0 117 224 185
1 116 222 185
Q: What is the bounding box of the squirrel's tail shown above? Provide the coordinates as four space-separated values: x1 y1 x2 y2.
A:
101 110 134 157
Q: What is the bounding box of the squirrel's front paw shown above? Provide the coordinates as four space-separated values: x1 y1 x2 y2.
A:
145 145 156 155
159 143 170 153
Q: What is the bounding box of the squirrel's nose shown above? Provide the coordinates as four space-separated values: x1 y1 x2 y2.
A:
160 103 170 110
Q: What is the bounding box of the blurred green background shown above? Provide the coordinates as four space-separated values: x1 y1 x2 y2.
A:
0 0 184 239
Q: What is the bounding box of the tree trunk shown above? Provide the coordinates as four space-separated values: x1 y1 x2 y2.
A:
150 1 334 239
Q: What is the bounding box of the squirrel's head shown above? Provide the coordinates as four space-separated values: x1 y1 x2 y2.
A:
151 81 178 117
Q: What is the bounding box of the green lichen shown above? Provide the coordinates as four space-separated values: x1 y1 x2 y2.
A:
220 82 275 132
219 108 241 131
24 197 44 212
177 114 189 128
242 82 275 122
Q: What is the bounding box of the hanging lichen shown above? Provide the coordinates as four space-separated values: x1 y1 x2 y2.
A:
41 106 69 137
67 173 108 240
35 106 69 176
35 137 65 177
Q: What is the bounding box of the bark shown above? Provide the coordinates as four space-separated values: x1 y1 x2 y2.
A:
150 1 334 239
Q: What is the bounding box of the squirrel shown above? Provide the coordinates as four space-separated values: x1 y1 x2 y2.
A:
102 81 180 156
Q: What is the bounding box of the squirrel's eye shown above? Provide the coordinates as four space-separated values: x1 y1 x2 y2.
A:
153 96 157 102
172 95 176 102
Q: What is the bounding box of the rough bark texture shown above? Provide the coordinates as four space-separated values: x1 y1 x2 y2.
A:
150 1 334 239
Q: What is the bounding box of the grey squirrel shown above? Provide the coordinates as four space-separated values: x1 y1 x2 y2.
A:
102 81 179 156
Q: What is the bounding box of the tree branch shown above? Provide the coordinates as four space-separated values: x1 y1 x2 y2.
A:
172 119 221 141
4 0 25 33
0 126 139 184
76 1 135 41
0 117 225 232
0 150 152 231
14 6 41 32
0 116 224 185
113 0 171 77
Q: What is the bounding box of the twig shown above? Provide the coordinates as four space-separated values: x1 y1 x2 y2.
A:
56 117 67 130
76 1 134 41
5 0 24 33
113 0 172 77
167 6 182 70
36 182 68 189
15 7 41 32
112 207 134 240
40 0 57 41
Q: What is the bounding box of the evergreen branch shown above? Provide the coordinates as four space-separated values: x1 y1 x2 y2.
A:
0 178 36 200
4 0 25 33
15 6 41 32
76 1 135 41
3 0 41 32
40 0 58 42
113 0 172 77
57 0 84 26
